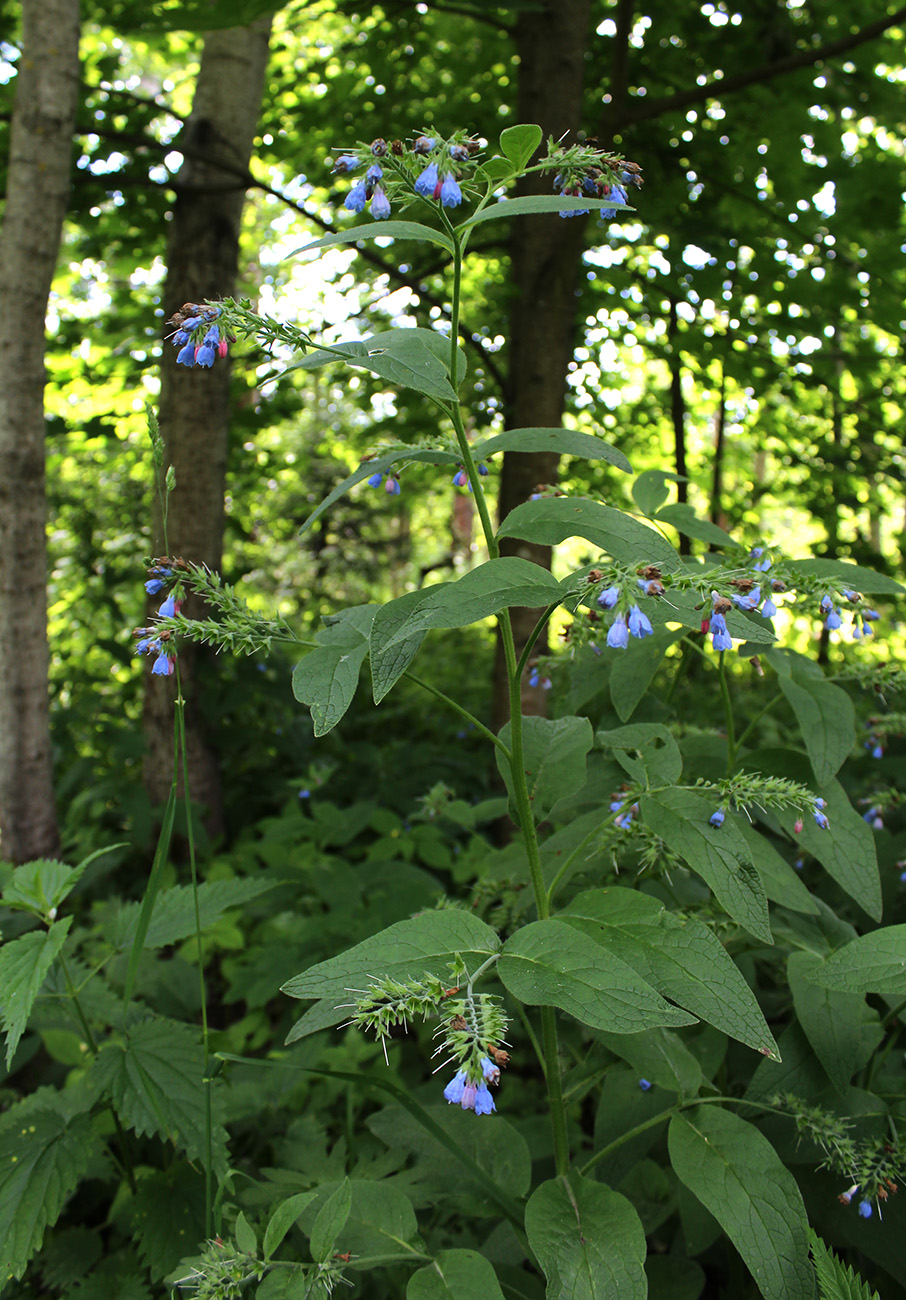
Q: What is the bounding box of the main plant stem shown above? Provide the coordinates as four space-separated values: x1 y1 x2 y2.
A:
446 226 570 1174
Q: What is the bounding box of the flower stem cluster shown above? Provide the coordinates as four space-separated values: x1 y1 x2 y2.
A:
435 982 510 1117
166 303 230 368
341 972 454 1064
133 556 193 677
334 130 482 220
695 773 832 830
543 136 642 219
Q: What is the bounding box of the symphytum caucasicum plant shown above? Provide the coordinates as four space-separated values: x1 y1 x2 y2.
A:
7 123 905 1299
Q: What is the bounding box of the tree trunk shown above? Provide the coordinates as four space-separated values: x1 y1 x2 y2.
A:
0 0 80 863
142 18 272 831
492 0 591 730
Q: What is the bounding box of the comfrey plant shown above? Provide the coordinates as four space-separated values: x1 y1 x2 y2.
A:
129 125 906 1298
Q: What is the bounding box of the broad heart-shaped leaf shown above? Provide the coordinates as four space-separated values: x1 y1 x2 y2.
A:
474 426 632 472
408 1249 505 1300
291 327 460 403
282 909 500 1018
299 445 462 535
498 497 681 571
640 789 772 943
496 715 593 824
768 649 856 785
290 220 455 257
789 557 905 596
91 1017 227 1170
309 1177 352 1263
459 192 635 229
557 888 778 1058
631 469 683 518
806 925 906 995
498 919 697 1033
292 604 376 736
788 950 882 1095
525 1173 647 1300
0 918 72 1067
610 629 684 722
669 1108 813 1300
370 587 433 703
654 503 742 549
0 1107 93 1282
367 558 565 664
499 122 543 169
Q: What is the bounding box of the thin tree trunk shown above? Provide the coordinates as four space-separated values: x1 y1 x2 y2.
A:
493 0 591 730
142 18 272 831
667 297 691 556
0 0 80 862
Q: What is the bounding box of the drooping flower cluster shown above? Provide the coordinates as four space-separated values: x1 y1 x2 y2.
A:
434 989 510 1117
591 567 656 649
134 559 187 677
367 470 401 496
452 461 489 492
545 136 643 220
166 303 229 368
335 132 481 221
443 1055 499 1115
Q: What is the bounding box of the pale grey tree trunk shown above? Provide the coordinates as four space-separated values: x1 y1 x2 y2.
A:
142 18 272 832
0 0 80 862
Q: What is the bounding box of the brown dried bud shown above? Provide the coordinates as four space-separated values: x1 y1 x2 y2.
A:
638 565 662 580
587 568 604 584
447 1015 467 1032
486 1044 510 1068
712 596 733 615
749 656 764 677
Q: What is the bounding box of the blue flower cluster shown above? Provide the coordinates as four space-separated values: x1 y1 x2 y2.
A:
611 796 639 830
367 470 401 496
554 161 642 220
167 304 227 369
452 462 489 492
337 134 474 221
838 1183 873 1219
596 583 654 648
443 1055 499 1115
134 562 183 677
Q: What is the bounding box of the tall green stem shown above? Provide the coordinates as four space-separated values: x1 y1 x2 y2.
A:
718 652 737 773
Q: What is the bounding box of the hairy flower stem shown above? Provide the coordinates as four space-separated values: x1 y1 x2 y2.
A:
718 652 737 773
446 225 570 1175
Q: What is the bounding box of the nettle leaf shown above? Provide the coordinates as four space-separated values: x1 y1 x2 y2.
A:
0 918 72 1068
300 446 462 535
557 888 778 1058
768 650 855 785
640 789 772 943
809 1230 882 1300
291 220 455 257
408 1249 506 1300
790 558 905 596
632 469 681 518
498 122 543 169
654 503 741 549
498 497 681 570
496 715 593 824
292 605 377 736
610 629 684 722
475 427 631 472
669 1107 813 1300
2 859 85 915
526 1173 647 1300
290 327 461 403
111 877 280 952
498 919 696 1033
460 192 635 229
282 910 500 1030
128 1163 206 1282
92 1018 227 1169
0 1107 93 1282
806 925 906 996
788 951 882 1095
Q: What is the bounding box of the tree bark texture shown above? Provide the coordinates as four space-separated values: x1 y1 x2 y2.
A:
142 18 272 830
0 0 80 862
493 0 591 730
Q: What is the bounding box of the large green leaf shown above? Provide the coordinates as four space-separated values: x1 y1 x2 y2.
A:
768 650 855 784
498 497 681 570
309 1178 352 1264
498 919 697 1032
292 605 376 736
0 919 72 1067
654 503 741 549
475 427 631 472
669 1108 813 1300
788 951 882 1094
525 1173 647 1299
737 822 818 915
460 192 635 229
408 1250 506 1300
111 877 279 952
596 1026 702 1095
91 1018 226 1168
498 123 543 169
790 559 905 596
297 1179 420 1260
598 722 683 785
640 790 772 942
496 715 593 823
263 1191 320 1262
557 888 778 1057
632 469 681 518
290 328 459 403
609 629 684 721
291 220 455 256
282 910 500 1025
0 1107 93 1281
806 925 906 995
369 588 435 703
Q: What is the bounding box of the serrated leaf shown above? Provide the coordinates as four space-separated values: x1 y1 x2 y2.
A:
475 427 631 472
806 925 906 995
669 1108 813 1300
496 715 593 823
498 919 697 1032
557 888 778 1057
460 192 635 229
499 123 543 169
112 877 280 952
309 1177 352 1263
0 1107 93 1281
498 497 681 570
292 605 376 735
788 951 882 1095
129 1164 206 1282
809 1229 881 1300
0 919 72 1067
290 328 459 403
408 1249 506 1299
263 1190 319 1261
290 220 455 257
769 651 856 785
2 859 85 915
640 790 772 943
91 1018 226 1168
610 629 683 721
282 910 500 1017
525 1173 647 1299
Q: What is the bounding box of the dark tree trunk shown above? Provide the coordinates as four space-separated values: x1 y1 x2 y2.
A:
492 0 591 730
667 297 691 556
142 18 272 832
0 0 80 862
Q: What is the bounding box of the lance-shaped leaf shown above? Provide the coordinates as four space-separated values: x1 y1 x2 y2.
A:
0 918 72 1067
525 1173 647 1300
290 327 461 403
654 503 741 549
474 427 631 472
408 1249 506 1300
669 1107 813 1300
498 497 681 570
296 1179 420 1260
292 605 376 736
291 220 455 257
788 950 882 1094
309 1178 352 1264
806 925 906 996
459 192 635 229
790 558 905 595
496 715 593 824
768 650 856 785
498 919 697 1033
640 790 772 943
